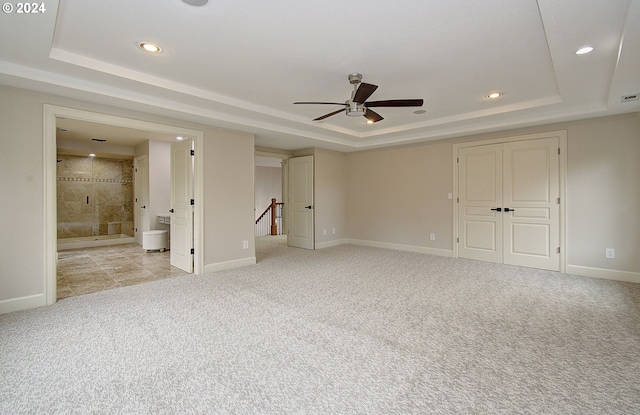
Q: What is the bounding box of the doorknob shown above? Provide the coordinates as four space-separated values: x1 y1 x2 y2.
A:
490 208 502 212
304 205 314 210
141 205 146 209
504 208 515 212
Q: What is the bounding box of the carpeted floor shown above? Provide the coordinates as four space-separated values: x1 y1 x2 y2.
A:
1 236 639 414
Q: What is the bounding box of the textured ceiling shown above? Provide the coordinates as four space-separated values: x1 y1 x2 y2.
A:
1 0 638 151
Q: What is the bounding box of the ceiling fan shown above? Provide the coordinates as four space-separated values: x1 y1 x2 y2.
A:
294 73 424 124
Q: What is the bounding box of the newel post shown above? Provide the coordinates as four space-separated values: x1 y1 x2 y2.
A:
270 198 277 235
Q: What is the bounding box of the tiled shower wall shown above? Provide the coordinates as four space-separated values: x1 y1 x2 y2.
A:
57 154 134 239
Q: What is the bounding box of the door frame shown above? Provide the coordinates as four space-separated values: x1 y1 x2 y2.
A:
44 105 204 305
452 130 567 272
133 155 150 245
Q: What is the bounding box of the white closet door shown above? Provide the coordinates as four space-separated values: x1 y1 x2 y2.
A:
458 144 503 263
503 138 559 271
458 137 560 271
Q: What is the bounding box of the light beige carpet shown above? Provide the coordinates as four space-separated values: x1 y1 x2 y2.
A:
2 236 639 414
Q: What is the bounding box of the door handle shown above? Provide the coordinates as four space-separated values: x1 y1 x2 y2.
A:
304 205 314 210
169 209 174 213
141 205 146 209
490 208 502 212
504 208 515 212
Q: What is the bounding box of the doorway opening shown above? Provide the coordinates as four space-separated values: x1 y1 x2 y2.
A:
44 105 204 304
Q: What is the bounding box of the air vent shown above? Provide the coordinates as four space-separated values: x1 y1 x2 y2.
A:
91 138 107 143
621 93 639 103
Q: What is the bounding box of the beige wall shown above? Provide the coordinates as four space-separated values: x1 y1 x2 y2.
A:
347 142 453 251
314 148 347 247
0 85 255 311
203 127 255 266
148 140 171 231
345 113 640 277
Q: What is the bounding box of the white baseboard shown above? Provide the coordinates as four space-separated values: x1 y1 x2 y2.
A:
566 265 640 284
203 257 256 274
346 239 454 257
0 294 46 315
315 239 347 249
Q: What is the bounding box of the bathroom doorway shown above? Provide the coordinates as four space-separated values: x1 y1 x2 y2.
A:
44 105 204 304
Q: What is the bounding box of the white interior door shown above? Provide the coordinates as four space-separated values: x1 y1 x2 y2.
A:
134 155 149 245
458 138 560 270
458 144 503 263
171 138 194 272
287 155 314 250
503 138 559 270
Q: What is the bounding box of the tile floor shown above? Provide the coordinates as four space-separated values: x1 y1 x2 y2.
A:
57 243 188 300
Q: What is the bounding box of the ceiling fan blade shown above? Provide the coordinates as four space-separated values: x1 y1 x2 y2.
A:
313 108 346 121
364 109 384 123
365 99 424 108
294 102 346 105
353 83 378 104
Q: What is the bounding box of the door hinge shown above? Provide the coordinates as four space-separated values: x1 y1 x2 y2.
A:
190 149 195 156
457 157 459 163
557 197 560 204
558 148 560 155
557 247 560 254
456 237 459 243
457 197 459 203
191 248 194 255
190 199 195 205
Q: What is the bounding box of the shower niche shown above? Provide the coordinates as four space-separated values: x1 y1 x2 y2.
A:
57 153 134 249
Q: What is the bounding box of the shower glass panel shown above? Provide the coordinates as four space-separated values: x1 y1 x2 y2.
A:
57 154 134 240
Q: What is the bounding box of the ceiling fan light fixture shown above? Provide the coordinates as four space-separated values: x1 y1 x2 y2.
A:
346 106 366 117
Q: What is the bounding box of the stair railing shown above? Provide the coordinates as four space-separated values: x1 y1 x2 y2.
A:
255 198 284 236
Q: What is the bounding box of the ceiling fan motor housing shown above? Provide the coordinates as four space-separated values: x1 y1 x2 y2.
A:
346 101 366 117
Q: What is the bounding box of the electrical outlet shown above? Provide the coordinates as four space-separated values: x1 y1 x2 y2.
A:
605 248 615 259
332 228 336 234
430 233 436 241
448 193 453 200
323 229 327 235
243 240 249 249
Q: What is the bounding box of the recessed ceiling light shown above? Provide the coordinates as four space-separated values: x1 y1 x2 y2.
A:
139 42 162 53
576 46 594 55
176 136 184 141
486 92 503 99
182 0 209 5
88 153 96 157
